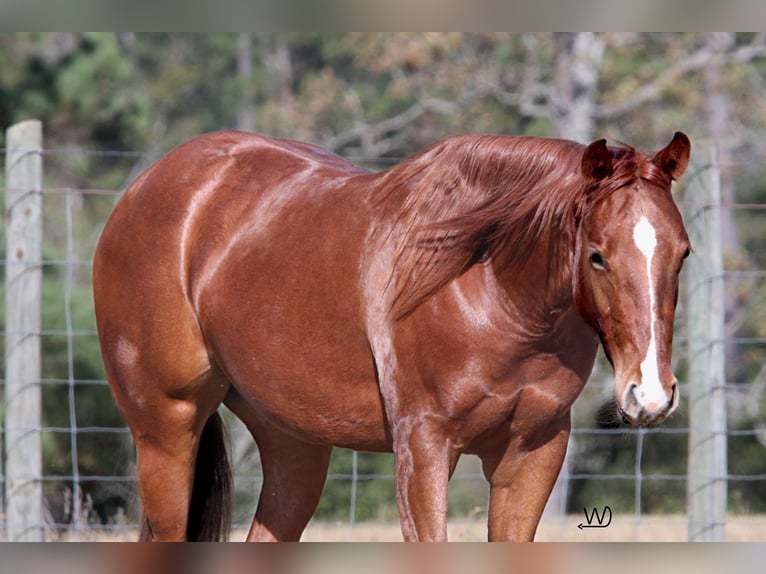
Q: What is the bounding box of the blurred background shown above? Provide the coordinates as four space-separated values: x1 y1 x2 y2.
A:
2 32 766 541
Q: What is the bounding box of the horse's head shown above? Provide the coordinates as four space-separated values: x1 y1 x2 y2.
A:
574 132 691 426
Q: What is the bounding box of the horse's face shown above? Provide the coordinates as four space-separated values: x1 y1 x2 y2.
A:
575 133 691 425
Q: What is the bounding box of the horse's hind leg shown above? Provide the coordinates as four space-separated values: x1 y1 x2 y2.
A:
114 365 230 541
133 373 230 541
97 304 230 540
226 397 332 541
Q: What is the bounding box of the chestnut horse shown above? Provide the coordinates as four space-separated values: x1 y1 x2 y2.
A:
93 130 691 541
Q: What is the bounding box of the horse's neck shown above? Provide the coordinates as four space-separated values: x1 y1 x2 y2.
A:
491 230 577 330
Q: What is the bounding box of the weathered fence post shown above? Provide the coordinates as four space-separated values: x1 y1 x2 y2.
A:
684 139 727 542
4 119 44 541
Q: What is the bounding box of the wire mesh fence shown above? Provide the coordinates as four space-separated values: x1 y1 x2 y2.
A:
2 127 766 541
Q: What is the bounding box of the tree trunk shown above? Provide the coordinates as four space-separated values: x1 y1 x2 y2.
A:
703 32 744 382
237 33 254 132
703 33 738 254
544 33 606 518
553 33 605 143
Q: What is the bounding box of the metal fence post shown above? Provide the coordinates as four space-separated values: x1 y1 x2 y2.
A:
684 139 727 542
4 119 44 541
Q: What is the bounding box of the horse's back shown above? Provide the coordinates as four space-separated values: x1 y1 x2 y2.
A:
96 130 370 281
116 130 365 210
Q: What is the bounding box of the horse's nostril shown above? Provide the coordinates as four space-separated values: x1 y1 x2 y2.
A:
623 383 640 412
668 381 680 410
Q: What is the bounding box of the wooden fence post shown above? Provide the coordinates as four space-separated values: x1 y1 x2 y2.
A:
684 139 727 542
4 119 44 541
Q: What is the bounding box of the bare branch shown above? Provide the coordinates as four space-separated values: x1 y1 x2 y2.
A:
324 86 500 154
323 97 455 153
597 39 766 118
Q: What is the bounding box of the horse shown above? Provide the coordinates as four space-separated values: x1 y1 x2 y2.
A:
93 130 691 542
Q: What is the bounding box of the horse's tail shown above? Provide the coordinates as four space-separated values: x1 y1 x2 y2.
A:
138 411 233 541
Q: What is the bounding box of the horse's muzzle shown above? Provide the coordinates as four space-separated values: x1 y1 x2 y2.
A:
618 380 679 426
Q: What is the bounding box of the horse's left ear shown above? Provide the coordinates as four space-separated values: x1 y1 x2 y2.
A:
581 138 614 182
653 131 691 181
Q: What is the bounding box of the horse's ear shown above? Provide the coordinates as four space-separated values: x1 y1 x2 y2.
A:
581 139 613 182
653 131 691 181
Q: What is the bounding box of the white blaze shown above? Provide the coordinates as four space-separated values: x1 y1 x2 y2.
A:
632 216 666 409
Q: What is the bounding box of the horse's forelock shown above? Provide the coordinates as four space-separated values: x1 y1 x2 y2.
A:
578 147 674 220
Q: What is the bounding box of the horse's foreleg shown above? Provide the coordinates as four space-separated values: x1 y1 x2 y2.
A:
238 416 332 542
391 417 454 541
480 416 570 541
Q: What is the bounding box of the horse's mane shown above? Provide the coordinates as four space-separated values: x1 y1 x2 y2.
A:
374 134 662 320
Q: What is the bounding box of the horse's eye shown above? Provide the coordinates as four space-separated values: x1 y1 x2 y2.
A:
590 250 607 270
682 246 691 260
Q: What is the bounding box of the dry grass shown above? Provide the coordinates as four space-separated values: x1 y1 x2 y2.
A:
56 515 766 542
283 515 766 542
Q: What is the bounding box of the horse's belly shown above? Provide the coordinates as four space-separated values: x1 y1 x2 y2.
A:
226 370 391 452
213 325 392 451
200 277 391 450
